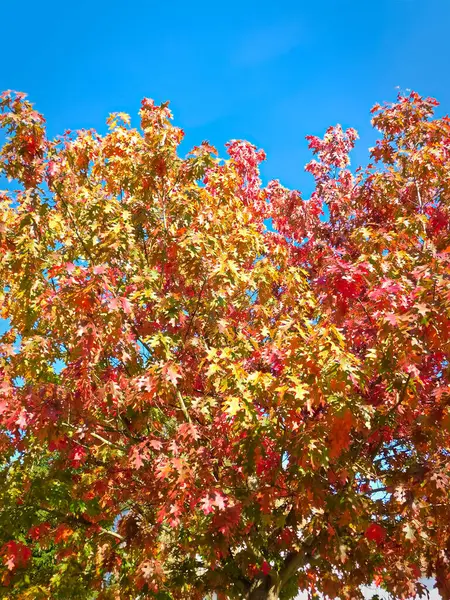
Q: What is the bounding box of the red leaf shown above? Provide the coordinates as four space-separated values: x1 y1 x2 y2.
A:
130 444 147 469
121 297 132 314
329 410 353 459
365 523 386 545
16 409 29 430
93 264 106 275
162 363 181 386
28 523 51 541
68 445 86 468
148 439 162 451
213 492 226 511
108 297 121 311
200 495 215 515
1 541 32 571
54 524 73 544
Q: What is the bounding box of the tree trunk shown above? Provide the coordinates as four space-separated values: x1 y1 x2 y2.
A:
247 576 279 600
248 589 278 600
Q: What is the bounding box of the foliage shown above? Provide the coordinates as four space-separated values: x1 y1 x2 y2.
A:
0 90 449 599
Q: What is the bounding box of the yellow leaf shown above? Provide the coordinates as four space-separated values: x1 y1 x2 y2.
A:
206 363 222 377
224 396 242 416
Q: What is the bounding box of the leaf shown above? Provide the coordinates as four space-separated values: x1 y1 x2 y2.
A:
2 541 32 571
224 396 242 417
365 523 386 545
93 264 107 275
148 439 163 451
403 522 416 542
162 363 181 386
130 445 147 469
329 409 353 459
16 409 28 429
213 492 226 511
200 495 215 515
121 297 132 314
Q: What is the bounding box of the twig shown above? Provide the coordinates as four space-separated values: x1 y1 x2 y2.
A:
177 390 192 424
100 527 124 541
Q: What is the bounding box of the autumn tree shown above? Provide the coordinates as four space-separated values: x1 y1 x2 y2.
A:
0 90 449 600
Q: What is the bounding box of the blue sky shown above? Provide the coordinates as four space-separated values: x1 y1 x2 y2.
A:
1 0 449 194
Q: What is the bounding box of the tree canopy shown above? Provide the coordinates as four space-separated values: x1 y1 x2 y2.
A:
0 90 449 599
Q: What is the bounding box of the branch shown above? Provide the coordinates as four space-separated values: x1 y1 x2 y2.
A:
100 527 124 541
57 191 94 262
391 372 412 414
90 431 125 451
183 277 208 343
58 187 154 365
130 324 153 356
415 178 423 212
279 551 304 587
177 390 192 424
357 298 375 327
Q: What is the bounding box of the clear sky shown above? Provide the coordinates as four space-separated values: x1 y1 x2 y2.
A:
1 0 449 195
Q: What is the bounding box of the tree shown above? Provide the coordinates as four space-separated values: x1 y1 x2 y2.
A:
0 89 449 600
